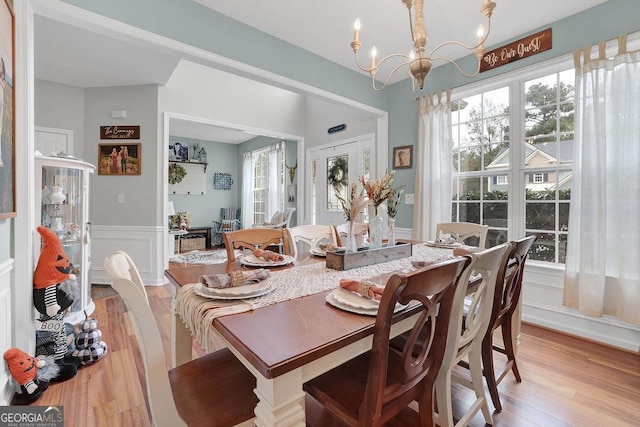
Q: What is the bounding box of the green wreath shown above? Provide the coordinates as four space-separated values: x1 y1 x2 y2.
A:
327 156 349 190
168 163 187 185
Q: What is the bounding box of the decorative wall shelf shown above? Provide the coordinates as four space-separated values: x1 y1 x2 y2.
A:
169 160 208 173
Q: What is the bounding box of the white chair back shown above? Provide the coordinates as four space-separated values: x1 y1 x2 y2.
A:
287 224 338 257
335 222 369 247
434 242 512 427
435 222 489 248
104 252 185 427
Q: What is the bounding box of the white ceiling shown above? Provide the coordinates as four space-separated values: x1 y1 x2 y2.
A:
33 0 606 142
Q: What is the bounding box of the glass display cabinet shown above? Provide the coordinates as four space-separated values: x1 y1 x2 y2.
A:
35 155 96 324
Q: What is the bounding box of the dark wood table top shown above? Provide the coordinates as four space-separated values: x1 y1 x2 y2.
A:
164 249 445 379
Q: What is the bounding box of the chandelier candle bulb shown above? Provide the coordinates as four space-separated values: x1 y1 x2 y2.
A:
477 24 485 42
353 19 360 42
370 46 377 68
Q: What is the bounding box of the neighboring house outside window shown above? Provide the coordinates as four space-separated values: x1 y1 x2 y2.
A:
451 61 575 264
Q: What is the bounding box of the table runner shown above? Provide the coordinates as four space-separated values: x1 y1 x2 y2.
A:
173 244 452 351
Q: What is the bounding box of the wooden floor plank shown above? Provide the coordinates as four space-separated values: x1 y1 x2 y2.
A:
21 283 640 426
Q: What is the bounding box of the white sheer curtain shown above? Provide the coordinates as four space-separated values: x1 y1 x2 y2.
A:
241 153 254 229
564 35 640 326
412 89 453 241
266 142 284 220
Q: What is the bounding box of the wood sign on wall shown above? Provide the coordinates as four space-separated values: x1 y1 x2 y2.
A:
100 125 140 139
480 28 552 73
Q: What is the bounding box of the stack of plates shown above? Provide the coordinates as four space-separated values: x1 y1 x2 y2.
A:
194 280 273 300
239 254 295 267
326 288 408 316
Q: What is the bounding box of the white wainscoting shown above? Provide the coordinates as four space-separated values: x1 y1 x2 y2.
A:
90 225 167 286
521 262 640 352
1 260 14 405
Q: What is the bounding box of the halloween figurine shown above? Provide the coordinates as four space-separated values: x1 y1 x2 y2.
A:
3 348 59 405
33 225 81 382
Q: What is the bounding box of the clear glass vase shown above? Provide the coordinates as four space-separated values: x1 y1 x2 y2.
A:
345 220 358 253
369 210 383 249
387 217 396 247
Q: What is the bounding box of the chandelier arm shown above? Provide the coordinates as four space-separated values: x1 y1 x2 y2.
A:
354 52 412 73
427 18 492 58
371 61 414 91
428 56 482 78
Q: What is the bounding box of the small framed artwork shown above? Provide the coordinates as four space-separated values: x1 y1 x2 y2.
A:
213 172 233 190
393 145 413 169
169 141 189 161
287 184 297 203
98 143 141 175
0 0 15 219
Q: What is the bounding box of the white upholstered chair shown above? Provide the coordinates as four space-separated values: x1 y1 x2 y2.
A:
435 222 489 248
287 224 339 257
104 252 257 427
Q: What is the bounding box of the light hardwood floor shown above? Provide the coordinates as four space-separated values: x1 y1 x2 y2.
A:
29 283 640 427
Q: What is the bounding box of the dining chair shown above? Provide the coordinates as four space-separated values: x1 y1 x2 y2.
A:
222 228 293 262
104 252 258 427
287 224 339 257
435 222 489 249
303 256 468 427
212 207 241 245
251 208 296 229
335 222 369 247
477 235 537 411
433 242 512 427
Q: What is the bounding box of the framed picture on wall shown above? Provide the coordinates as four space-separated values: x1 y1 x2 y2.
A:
98 143 141 175
0 0 15 219
392 145 413 169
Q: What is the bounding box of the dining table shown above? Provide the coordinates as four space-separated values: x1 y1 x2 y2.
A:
164 243 462 427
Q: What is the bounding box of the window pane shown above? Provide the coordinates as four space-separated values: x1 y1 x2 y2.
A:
559 202 570 231
529 232 557 263
458 202 480 223
455 177 481 200
526 202 555 230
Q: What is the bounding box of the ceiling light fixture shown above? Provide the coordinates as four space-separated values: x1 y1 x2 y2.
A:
350 0 496 91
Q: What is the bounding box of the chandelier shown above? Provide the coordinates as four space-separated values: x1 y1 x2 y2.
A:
350 0 496 91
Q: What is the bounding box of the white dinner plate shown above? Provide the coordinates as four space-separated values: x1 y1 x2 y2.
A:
326 288 408 315
425 241 464 249
325 292 378 316
193 280 273 299
239 254 295 267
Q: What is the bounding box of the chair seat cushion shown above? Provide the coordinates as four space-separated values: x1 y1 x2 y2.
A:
169 347 257 427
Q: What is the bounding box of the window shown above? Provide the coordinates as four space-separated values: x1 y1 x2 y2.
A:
451 60 575 264
242 142 286 226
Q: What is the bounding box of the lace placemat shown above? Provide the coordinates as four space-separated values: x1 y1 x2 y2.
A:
174 244 452 351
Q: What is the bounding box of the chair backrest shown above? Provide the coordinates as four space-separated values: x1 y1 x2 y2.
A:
103 251 147 303
361 257 468 423
221 207 240 221
441 242 512 368
223 228 293 262
335 222 369 247
104 252 185 426
435 222 489 248
490 235 537 331
287 224 338 257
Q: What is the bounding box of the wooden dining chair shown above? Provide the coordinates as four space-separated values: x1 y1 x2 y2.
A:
104 252 258 427
303 256 468 427
433 242 512 427
478 235 537 411
287 224 339 257
222 228 293 262
335 222 369 247
435 222 489 249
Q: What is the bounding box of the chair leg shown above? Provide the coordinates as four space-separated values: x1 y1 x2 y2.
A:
502 319 522 382
482 331 503 412
469 348 493 425
435 369 455 427
417 386 436 427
